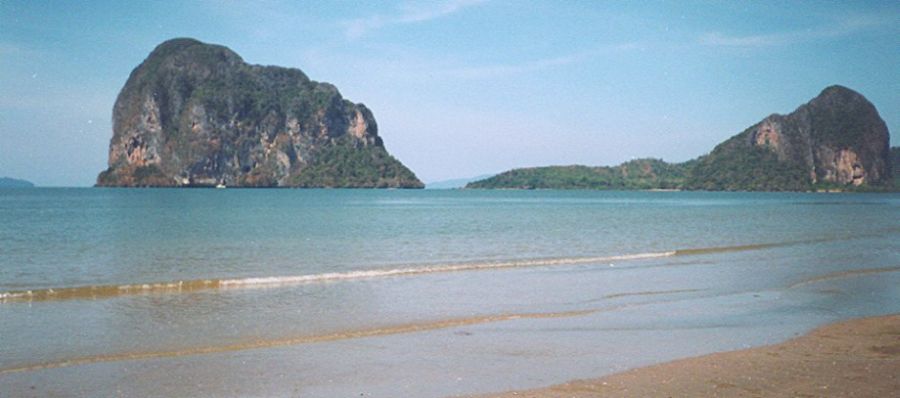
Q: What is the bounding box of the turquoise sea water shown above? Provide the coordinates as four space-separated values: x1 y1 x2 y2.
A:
1 188 899 397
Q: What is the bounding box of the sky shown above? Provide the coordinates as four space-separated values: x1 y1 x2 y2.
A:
1 1 898 186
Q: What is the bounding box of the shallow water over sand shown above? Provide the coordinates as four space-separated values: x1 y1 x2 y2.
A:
1 189 898 397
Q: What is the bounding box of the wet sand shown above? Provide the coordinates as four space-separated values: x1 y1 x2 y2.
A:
474 314 900 397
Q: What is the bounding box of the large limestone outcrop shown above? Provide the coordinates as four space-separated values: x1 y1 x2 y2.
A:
97 38 423 188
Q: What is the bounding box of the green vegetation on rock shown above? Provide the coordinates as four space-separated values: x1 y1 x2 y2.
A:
289 137 423 188
684 137 811 191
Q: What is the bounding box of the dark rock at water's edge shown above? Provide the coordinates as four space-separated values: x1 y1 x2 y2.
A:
469 86 894 191
0 177 35 188
97 38 423 188
891 147 900 187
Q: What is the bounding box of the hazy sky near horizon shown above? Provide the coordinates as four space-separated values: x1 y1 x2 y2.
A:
1 1 898 186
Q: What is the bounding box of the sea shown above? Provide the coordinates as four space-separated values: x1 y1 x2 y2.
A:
1 188 898 397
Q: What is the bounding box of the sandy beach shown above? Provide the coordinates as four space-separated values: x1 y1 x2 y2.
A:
474 314 900 397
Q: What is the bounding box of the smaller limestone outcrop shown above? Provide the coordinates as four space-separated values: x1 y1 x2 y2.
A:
686 85 891 190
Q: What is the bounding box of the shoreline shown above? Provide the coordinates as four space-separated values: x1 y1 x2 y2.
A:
471 314 900 397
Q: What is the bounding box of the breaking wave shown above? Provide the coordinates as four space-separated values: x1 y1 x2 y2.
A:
1 237 850 304
0 252 676 303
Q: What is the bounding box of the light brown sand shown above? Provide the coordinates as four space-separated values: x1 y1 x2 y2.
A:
474 314 900 397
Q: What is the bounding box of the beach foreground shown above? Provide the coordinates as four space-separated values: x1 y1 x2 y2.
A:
2 190 899 397
473 314 900 398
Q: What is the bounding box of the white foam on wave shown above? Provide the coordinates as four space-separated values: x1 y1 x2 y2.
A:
219 251 677 288
0 251 676 302
0 291 30 300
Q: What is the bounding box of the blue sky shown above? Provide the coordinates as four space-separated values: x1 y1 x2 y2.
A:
1 0 897 186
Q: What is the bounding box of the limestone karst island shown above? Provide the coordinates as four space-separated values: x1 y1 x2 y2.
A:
96 38 423 188
469 85 896 191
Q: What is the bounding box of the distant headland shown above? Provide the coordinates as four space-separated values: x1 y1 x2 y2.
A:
0 177 35 188
468 85 896 192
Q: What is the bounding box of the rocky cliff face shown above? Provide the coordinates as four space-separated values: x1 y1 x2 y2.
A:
97 38 423 188
686 85 891 190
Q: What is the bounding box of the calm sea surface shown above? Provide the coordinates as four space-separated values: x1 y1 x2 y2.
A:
1 188 899 397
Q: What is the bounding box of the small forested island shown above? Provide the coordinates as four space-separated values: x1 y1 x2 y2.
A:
97 38 422 188
0 177 35 188
469 86 895 192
